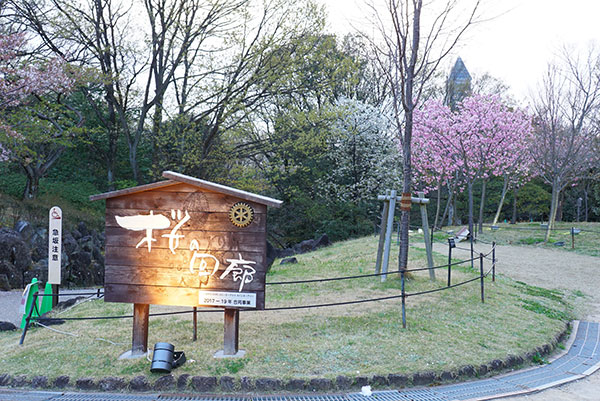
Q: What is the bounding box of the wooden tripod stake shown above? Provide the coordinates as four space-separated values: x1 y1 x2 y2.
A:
376 191 435 281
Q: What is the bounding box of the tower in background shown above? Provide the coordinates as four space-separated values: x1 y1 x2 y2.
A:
445 57 472 111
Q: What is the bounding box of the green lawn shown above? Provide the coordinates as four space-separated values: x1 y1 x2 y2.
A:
0 236 573 383
473 222 600 257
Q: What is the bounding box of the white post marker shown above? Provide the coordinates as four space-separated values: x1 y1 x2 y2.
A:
19 282 34 315
48 206 62 284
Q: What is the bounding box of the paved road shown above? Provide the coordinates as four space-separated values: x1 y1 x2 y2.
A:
0 288 100 327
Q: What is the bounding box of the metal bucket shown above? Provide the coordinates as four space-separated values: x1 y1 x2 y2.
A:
150 342 175 373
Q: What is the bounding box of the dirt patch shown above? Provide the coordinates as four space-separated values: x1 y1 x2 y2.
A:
425 241 600 400
427 241 600 320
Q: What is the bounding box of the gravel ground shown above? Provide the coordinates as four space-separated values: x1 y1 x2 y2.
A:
426 241 600 320
425 240 600 400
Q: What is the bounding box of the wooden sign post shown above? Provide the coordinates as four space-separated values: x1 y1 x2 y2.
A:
91 171 282 358
48 206 62 308
376 191 435 281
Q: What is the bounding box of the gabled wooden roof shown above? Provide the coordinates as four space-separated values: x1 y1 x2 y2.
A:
89 170 283 208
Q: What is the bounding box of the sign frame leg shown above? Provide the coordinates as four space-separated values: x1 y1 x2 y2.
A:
119 303 149 359
214 308 245 358
51 284 59 308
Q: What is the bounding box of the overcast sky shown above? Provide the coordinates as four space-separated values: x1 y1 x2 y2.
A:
321 0 600 104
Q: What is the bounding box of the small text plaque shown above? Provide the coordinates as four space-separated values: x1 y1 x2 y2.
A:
199 291 256 308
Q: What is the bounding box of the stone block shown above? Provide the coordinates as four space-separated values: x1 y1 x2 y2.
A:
309 378 332 391
255 377 282 392
98 376 125 392
130 376 150 391
191 376 217 392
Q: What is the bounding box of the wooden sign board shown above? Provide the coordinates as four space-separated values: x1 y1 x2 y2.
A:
91 171 282 357
97 178 280 310
48 206 62 285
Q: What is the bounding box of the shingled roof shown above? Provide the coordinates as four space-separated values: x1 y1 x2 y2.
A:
89 170 283 208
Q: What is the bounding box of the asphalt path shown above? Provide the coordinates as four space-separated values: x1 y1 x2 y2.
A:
0 287 100 327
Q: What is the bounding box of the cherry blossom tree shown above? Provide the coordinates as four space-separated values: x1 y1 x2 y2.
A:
414 94 532 249
0 33 73 107
412 99 457 228
456 95 532 232
0 32 81 199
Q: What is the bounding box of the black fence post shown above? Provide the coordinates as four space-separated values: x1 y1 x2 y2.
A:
447 239 453 287
19 291 39 346
447 238 456 286
571 227 575 249
470 232 474 270
479 253 485 303
492 242 496 282
401 271 407 329
192 307 198 342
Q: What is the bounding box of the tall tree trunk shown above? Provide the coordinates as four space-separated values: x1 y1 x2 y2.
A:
22 166 41 200
433 178 442 229
441 180 455 228
545 183 560 242
150 100 165 180
556 191 564 222
492 176 509 225
21 146 67 199
107 130 118 191
478 178 487 232
511 185 518 224
398 114 413 272
584 184 589 222
397 0 421 273
467 179 475 269
128 139 140 184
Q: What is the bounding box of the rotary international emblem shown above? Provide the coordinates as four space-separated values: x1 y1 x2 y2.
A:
229 202 254 228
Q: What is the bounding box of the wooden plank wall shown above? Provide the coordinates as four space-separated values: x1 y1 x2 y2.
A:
104 183 267 309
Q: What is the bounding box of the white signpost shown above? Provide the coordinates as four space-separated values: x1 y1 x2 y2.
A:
48 206 62 285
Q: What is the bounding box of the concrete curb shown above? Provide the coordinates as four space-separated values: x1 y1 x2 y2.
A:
0 321 572 395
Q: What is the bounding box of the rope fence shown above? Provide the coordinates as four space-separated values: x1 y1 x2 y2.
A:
478 224 599 250
19 242 497 343
481 224 600 234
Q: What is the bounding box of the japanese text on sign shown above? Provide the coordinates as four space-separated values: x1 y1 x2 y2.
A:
198 291 257 308
116 209 257 292
48 206 62 284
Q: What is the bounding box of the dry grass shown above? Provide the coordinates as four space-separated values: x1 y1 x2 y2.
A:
0 236 572 381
